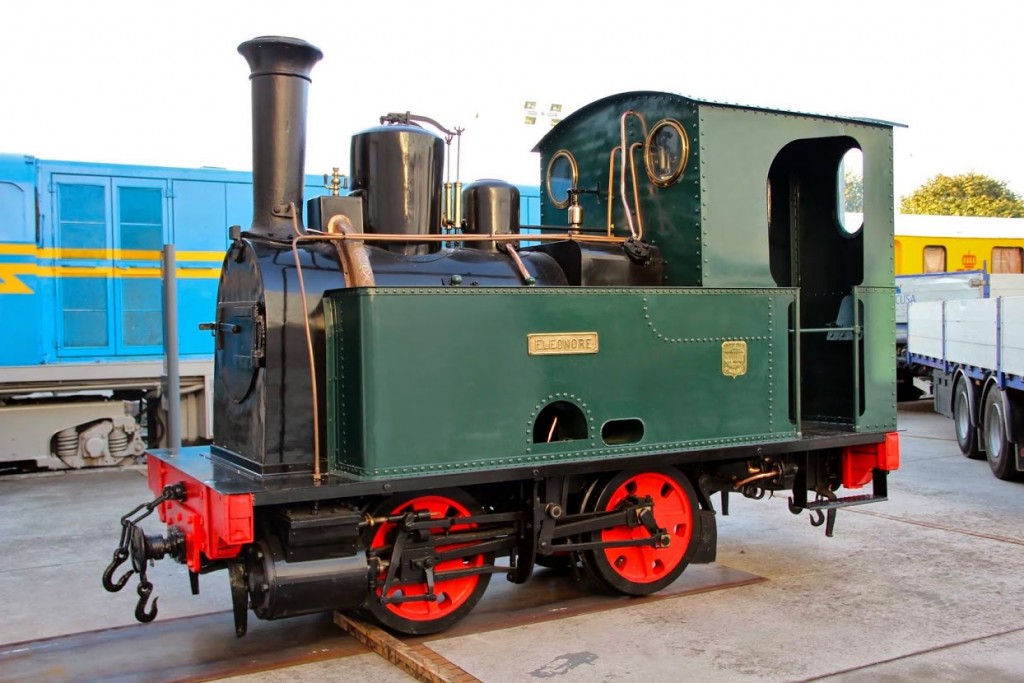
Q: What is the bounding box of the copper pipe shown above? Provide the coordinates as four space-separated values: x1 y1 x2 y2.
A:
288 204 322 484
546 416 559 443
733 471 777 489
631 110 650 142
323 214 375 286
628 141 645 240
616 110 650 241
501 243 533 285
606 146 620 237
285 211 375 486
289 231 626 245
619 112 638 240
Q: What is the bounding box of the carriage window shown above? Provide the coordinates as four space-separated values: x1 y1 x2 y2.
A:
992 247 1023 273
923 245 947 273
58 184 107 250
62 277 109 347
119 187 163 251
546 150 578 209
838 148 863 235
122 279 163 347
644 119 689 187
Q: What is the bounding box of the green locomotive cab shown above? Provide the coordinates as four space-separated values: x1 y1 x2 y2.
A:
534 92 896 433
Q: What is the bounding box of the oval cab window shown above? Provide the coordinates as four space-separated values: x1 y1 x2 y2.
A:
644 119 689 187
839 148 864 235
546 150 578 209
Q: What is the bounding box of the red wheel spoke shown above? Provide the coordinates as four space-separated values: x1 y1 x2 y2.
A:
640 544 661 579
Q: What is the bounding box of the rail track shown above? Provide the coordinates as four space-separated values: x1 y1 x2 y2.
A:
0 565 761 683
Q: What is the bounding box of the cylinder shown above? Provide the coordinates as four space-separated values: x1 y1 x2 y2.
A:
247 538 370 620
350 124 445 255
461 179 521 252
237 36 323 239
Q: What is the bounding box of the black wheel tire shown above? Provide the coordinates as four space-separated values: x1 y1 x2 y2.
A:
954 377 983 459
983 388 1020 481
361 489 493 635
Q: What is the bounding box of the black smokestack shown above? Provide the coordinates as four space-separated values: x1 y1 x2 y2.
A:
237 36 323 238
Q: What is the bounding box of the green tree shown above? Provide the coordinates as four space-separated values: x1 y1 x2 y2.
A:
900 173 1024 217
843 171 863 212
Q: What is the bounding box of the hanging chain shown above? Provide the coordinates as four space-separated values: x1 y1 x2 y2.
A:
102 483 186 593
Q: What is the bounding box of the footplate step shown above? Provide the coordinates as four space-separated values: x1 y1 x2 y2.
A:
805 494 887 510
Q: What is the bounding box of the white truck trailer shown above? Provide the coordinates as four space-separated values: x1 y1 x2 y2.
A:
908 296 1024 480
897 272 1024 400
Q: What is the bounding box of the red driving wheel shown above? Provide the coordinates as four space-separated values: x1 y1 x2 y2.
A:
364 489 492 634
581 469 697 595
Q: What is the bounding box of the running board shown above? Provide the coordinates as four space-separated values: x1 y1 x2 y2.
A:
805 494 887 510
788 469 891 537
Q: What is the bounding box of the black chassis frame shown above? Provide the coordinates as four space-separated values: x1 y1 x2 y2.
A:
150 428 890 506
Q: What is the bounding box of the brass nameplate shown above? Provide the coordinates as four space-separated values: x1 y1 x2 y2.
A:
528 332 599 356
722 340 747 378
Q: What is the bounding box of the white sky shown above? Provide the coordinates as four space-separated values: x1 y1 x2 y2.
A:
2 0 1022 200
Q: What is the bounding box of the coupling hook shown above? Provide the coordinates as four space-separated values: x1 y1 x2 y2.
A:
102 547 133 593
135 580 159 623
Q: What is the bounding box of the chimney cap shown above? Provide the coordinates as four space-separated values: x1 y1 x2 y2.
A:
238 36 323 81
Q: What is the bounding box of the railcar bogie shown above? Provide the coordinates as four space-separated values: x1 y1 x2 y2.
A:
102 35 901 637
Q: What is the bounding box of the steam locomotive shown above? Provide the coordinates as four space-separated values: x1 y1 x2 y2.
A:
103 36 900 637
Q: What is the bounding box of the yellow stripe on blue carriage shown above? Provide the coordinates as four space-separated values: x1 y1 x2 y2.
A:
0 244 222 294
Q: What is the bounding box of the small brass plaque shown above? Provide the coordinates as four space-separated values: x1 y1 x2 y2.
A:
721 340 747 378
528 332 599 356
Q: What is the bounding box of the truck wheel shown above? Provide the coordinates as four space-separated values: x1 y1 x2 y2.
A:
983 388 1019 481
953 378 982 459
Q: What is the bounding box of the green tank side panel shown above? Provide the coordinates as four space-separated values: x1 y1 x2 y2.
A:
324 287 797 478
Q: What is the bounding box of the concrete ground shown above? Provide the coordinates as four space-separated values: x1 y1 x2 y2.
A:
2 401 1023 682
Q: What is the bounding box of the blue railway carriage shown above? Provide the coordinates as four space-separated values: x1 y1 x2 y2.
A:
0 155 330 470
0 155 543 471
